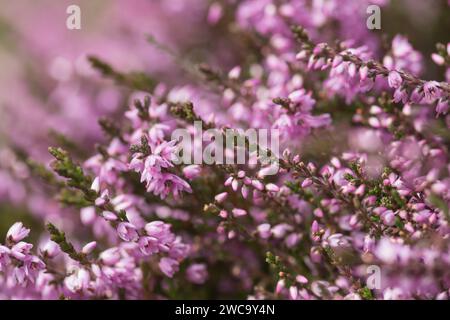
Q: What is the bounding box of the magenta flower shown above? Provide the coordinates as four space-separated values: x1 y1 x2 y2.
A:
159 257 179 278
117 222 139 242
186 263 208 284
257 223 271 239
40 240 60 258
388 71 403 89
145 221 171 239
10 241 33 260
381 210 396 226
423 81 441 101
436 100 449 115
214 192 228 203
0 245 10 271
182 165 201 180
130 142 192 199
99 248 121 266
138 236 159 256
232 208 247 217
6 222 30 243
81 241 97 255
208 2 223 25
65 268 90 293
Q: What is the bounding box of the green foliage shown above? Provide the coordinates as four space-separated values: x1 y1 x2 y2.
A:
48 147 96 200
88 56 156 91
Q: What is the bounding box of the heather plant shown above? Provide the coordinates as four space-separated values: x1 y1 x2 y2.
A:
0 0 450 300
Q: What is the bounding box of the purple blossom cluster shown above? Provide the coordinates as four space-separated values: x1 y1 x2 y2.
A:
0 0 450 300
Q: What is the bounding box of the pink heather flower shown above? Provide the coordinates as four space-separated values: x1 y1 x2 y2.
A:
375 238 402 264
231 178 239 191
214 192 228 203
272 224 292 238
91 176 100 193
436 100 449 115
22 256 45 284
265 183 279 192
324 234 351 248
332 55 343 68
147 140 179 169
437 292 448 300
381 210 396 226
275 279 286 295
423 81 441 101
138 236 159 255
0 245 11 271
148 172 192 199
129 139 191 199
224 176 234 186
288 89 308 103
169 239 190 260
432 181 446 194
341 184 356 194
355 184 365 196
159 257 179 277
64 268 90 293
301 178 313 188
117 222 139 242
10 241 32 260
387 34 423 75
311 220 320 234
232 208 247 217
393 87 408 104
228 66 241 79
40 240 60 258
310 246 322 263
81 241 97 255
296 275 308 284
100 248 121 266
6 222 30 243
182 165 201 180
80 207 97 225
145 221 170 239
359 66 369 80
331 157 341 168
218 210 227 218
186 263 208 284
257 223 271 239
207 2 223 25
431 53 445 66
251 179 264 191
392 35 413 57
289 286 299 300
388 71 402 89
95 189 110 206
296 50 307 60
241 185 249 198
414 210 432 223
285 234 300 248
102 211 118 221
313 208 324 218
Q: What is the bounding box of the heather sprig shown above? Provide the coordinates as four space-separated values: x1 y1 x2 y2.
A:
292 26 450 112
88 56 156 92
46 223 90 265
